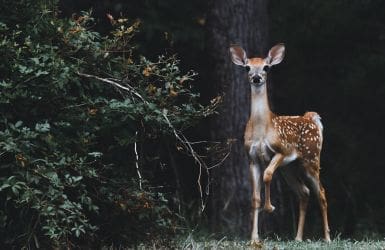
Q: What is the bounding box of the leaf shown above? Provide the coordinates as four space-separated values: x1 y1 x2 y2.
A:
35 70 49 77
11 186 19 195
45 172 59 184
35 122 50 132
72 176 83 182
0 81 12 88
0 183 10 191
31 57 40 64
15 121 23 128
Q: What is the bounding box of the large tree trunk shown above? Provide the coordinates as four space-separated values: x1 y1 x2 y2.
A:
206 0 285 238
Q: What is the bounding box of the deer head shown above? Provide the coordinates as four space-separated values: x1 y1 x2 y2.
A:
229 44 285 87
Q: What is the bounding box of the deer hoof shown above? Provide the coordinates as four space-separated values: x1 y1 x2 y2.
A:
264 204 275 213
250 239 263 248
295 237 303 242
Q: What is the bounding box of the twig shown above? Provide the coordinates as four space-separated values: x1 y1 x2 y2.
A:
76 72 148 104
207 147 231 170
162 111 209 211
188 140 219 145
167 144 182 214
62 102 90 109
134 131 142 190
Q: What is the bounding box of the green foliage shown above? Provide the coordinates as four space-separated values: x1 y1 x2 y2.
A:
0 0 217 247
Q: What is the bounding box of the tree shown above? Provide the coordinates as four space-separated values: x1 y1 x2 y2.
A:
206 0 285 238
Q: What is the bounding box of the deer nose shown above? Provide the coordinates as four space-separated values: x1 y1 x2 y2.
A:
252 75 262 83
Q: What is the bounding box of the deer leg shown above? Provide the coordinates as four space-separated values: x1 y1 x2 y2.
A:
281 168 310 241
263 153 284 213
249 162 262 242
307 171 331 242
296 189 309 241
318 183 331 242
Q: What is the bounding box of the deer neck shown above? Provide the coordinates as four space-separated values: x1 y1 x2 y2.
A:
249 84 273 136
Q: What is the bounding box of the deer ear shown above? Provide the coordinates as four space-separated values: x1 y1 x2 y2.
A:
229 46 248 66
267 43 285 66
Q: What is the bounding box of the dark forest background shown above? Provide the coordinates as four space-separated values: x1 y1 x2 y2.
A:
60 0 385 238
1 0 385 248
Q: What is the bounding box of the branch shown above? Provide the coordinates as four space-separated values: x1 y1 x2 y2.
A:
162 110 210 211
134 131 143 190
76 72 148 104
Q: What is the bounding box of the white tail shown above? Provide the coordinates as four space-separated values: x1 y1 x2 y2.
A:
230 44 331 243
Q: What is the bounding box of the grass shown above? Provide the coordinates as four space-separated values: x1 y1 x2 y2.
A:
126 231 385 249
173 238 385 250
133 234 384 250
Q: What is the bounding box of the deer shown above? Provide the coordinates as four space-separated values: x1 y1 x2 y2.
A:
229 44 331 243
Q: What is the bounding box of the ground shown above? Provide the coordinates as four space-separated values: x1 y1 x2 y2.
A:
133 238 385 250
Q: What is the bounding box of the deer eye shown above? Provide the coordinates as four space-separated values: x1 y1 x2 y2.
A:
245 66 250 72
263 65 270 72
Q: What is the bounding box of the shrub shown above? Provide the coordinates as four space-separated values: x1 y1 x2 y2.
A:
0 1 218 247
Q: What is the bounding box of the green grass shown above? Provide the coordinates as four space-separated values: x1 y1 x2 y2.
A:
159 237 385 250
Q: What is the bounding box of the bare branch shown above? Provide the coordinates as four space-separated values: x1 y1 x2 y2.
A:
134 131 143 190
162 110 210 211
77 72 148 104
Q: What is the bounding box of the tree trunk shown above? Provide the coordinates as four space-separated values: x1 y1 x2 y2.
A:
206 0 284 238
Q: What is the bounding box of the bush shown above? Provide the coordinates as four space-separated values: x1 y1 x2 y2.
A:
0 0 218 247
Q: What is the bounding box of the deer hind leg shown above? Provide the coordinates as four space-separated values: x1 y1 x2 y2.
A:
281 168 310 241
249 162 262 242
263 153 284 213
306 168 331 242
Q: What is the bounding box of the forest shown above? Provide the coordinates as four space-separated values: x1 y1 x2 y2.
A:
1 0 385 248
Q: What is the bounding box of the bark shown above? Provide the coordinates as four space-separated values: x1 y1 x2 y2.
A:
206 0 284 238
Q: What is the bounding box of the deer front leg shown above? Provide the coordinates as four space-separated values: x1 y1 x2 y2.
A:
263 153 284 213
250 162 262 242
